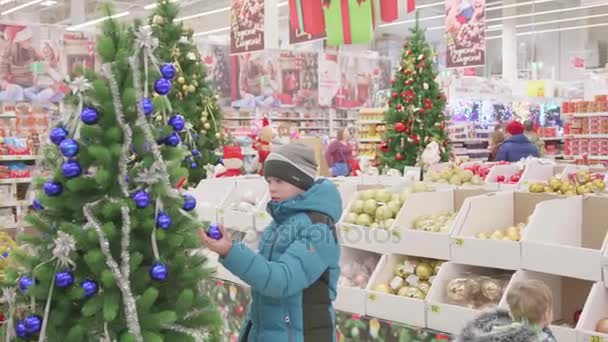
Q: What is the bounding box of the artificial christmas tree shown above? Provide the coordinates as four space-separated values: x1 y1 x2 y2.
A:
0 8 221 341
148 0 225 187
379 17 451 170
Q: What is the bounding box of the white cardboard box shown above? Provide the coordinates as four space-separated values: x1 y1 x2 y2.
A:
191 177 236 223
219 177 269 232
577 283 608 342
499 270 592 342
451 192 560 271
389 188 493 259
426 262 514 335
334 247 381 315
364 254 439 327
522 195 608 281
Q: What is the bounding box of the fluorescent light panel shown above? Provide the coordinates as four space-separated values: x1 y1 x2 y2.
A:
144 0 179 10
486 22 608 40
1 0 45 15
177 1 287 22
193 27 230 37
66 11 131 31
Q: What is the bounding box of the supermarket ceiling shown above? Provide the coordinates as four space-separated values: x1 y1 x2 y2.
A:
1 0 608 42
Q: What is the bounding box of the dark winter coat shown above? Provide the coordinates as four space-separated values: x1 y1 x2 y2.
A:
458 309 556 342
495 134 540 162
221 179 342 342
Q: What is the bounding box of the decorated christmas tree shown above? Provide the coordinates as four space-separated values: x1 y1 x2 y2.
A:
147 0 225 186
0 9 221 342
379 18 451 170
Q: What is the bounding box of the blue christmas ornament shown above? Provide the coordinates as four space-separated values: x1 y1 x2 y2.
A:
150 262 168 281
50 127 69 145
55 271 74 288
24 315 42 334
190 162 198 169
132 190 150 209
193 133 200 140
2 251 8 258
182 194 196 211
62 160 82 178
140 97 154 116
124 175 130 183
32 199 43 211
19 276 35 292
59 138 79 158
81 107 100 125
165 132 181 147
207 223 222 240
154 78 172 95
168 114 185 131
43 181 63 197
156 211 172 230
191 148 200 156
15 321 28 338
160 63 177 80
81 279 98 297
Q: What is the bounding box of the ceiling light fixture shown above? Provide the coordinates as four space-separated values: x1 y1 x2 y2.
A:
486 22 608 40
1 0 45 15
177 1 287 22
144 0 179 11
66 11 131 31
40 0 57 6
192 27 230 37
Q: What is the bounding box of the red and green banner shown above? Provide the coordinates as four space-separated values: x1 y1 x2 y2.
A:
323 0 375 46
289 0 327 44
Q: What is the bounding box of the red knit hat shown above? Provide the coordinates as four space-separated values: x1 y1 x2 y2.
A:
506 121 525 135
223 146 243 160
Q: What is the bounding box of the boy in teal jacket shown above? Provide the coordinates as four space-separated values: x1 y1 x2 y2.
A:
200 143 342 342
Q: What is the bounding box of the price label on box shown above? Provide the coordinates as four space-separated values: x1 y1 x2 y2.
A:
454 238 464 247
589 336 604 342
256 212 267 219
430 305 441 314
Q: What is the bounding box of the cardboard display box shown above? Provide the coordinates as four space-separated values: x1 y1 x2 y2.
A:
522 195 608 281
365 254 445 328
499 270 592 341
451 192 560 270
426 262 514 335
219 176 269 232
334 247 381 315
577 283 608 341
389 188 493 259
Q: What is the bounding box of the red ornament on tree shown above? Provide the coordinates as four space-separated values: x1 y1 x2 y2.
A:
443 140 449 146
392 92 398 98
394 122 406 132
402 90 415 103
390 79 396 85
395 153 404 161
406 50 413 56
418 108 425 114
379 141 389 152
405 79 414 85
396 104 403 111
424 99 434 110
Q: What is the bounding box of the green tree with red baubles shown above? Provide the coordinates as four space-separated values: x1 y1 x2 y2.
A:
379 20 451 170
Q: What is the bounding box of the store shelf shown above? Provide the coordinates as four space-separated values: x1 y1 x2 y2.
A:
571 134 608 138
0 112 16 118
450 138 488 143
572 112 608 117
0 155 41 161
569 155 608 160
359 138 382 143
0 178 32 184
300 126 329 130
541 137 564 141
359 120 384 125
0 200 28 207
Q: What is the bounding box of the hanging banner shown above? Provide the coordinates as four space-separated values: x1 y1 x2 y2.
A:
289 0 326 44
445 0 486 68
230 0 265 54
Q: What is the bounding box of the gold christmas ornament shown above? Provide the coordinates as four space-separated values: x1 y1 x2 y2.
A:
182 85 189 92
200 130 207 135
177 76 186 84
170 47 181 59
186 52 197 61
152 15 164 25
182 26 194 36
204 122 211 130
215 132 221 139
192 80 199 87
201 117 208 123
188 85 196 92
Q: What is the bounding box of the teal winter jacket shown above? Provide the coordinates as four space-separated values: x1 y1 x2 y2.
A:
221 178 343 342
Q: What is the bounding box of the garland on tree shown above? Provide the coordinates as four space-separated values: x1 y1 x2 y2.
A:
379 14 451 170
147 0 226 187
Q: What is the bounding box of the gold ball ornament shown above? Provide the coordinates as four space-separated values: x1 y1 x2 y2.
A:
446 278 470 303
182 26 194 37
152 15 164 25
215 132 221 139
480 277 504 302
187 52 197 61
192 80 199 87
204 123 211 130
188 85 196 92
201 117 207 123
200 130 207 135
182 85 189 92
177 76 186 84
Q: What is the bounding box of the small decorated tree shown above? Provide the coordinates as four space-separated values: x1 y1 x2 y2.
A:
148 0 226 186
379 18 450 170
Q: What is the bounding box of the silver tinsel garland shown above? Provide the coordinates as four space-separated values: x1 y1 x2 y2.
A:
83 200 143 342
162 324 208 342
101 64 132 197
1 288 16 342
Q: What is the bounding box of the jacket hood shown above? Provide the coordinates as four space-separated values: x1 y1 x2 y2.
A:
505 134 532 144
267 178 343 223
459 309 541 342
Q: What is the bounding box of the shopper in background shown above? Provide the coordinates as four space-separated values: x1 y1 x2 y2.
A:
487 129 505 162
200 143 342 342
495 121 540 162
524 119 546 156
326 127 353 177
458 279 556 342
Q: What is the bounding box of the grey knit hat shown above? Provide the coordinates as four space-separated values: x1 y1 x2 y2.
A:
263 143 317 190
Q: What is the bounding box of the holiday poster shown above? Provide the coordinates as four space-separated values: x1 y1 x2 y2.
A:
230 0 265 54
198 43 232 103
230 50 319 108
0 24 71 104
445 0 486 68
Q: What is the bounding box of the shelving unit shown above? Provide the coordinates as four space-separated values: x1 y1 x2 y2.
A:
357 108 385 158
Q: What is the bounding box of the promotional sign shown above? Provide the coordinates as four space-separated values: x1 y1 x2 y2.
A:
230 0 265 54
445 0 486 68
288 0 326 44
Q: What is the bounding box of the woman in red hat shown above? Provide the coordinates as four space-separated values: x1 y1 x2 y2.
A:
495 121 540 162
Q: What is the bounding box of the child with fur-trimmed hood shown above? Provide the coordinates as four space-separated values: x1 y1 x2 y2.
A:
458 280 557 342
